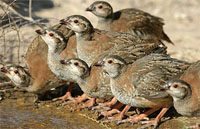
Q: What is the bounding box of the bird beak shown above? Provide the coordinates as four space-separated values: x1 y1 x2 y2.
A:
86 6 93 12
1 67 8 73
93 60 104 67
60 19 68 25
161 82 171 90
60 60 70 65
35 29 46 35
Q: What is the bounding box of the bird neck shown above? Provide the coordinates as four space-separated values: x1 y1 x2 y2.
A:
174 88 192 103
46 45 70 80
75 29 94 41
111 65 128 79
97 16 113 31
47 46 62 64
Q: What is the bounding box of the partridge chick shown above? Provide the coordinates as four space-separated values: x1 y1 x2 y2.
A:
94 53 190 128
86 1 173 44
162 60 200 116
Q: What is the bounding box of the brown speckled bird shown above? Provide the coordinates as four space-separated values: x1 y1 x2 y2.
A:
94 53 190 128
86 1 173 44
59 15 168 109
25 24 77 100
60 14 166 66
162 60 200 116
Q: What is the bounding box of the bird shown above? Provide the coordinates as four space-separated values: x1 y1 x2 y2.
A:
86 1 173 44
162 60 200 116
60 14 166 66
25 24 77 101
94 53 191 128
1 65 31 89
59 14 168 110
36 26 166 108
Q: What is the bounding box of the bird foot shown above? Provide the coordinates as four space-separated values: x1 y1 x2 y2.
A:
92 101 113 111
92 105 111 111
102 114 123 123
138 119 159 129
117 115 149 125
53 91 74 102
101 109 121 117
60 94 89 106
79 98 96 109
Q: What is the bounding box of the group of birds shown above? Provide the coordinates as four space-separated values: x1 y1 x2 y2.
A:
0 1 199 129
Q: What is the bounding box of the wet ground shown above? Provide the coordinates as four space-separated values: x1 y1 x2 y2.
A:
0 80 200 129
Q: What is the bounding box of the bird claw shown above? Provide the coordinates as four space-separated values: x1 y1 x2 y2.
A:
116 118 137 125
52 92 74 102
138 120 159 129
79 101 96 109
92 105 111 111
115 115 150 125
102 115 123 124
100 109 121 117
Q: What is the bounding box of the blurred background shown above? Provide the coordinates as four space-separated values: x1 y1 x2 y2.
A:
0 0 200 65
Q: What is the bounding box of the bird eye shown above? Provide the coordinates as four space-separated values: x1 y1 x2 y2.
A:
98 5 103 9
49 33 54 37
14 70 18 74
60 60 65 64
74 62 79 66
108 60 113 64
74 20 79 23
173 84 178 88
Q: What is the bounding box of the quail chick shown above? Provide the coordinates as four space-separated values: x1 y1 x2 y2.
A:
60 15 167 109
1 65 31 89
25 24 77 100
162 60 200 116
86 1 173 44
94 53 191 128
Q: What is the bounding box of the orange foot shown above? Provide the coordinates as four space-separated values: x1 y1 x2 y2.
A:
79 98 96 109
102 105 131 123
92 97 118 111
53 82 76 105
119 107 169 129
53 90 74 102
66 93 96 108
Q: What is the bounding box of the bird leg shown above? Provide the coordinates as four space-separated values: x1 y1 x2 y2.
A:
53 82 75 102
118 107 161 124
101 103 124 117
139 107 170 129
80 97 96 109
102 105 131 123
66 93 96 109
92 97 118 111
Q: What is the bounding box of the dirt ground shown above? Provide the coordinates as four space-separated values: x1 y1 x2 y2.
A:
0 0 200 129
